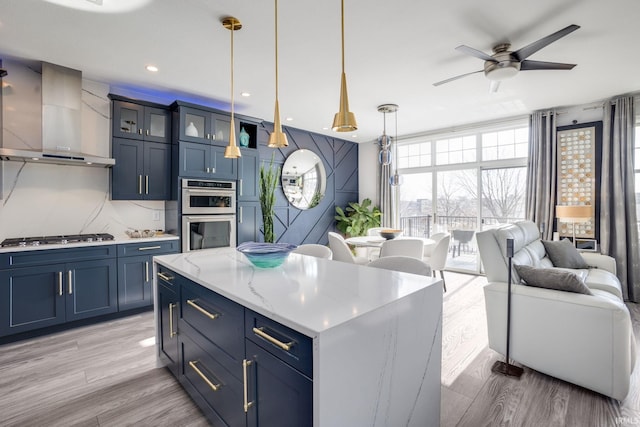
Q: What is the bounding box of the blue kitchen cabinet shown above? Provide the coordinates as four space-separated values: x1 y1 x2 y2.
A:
112 138 171 200
178 141 236 180
0 251 118 337
237 201 260 244
237 149 259 202
111 97 170 144
155 267 313 427
116 240 179 310
157 265 180 376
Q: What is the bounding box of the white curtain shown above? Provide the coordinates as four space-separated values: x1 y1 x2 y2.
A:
525 110 557 240
600 95 640 301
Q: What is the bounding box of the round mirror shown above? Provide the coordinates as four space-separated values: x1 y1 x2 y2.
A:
282 149 326 210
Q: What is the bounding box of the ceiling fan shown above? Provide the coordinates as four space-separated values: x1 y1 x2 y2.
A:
433 24 580 92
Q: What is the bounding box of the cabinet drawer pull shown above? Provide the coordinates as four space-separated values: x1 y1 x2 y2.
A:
138 129 143 135
189 360 221 391
243 359 253 412
239 206 243 224
169 303 177 338
68 270 73 295
239 179 243 196
252 327 293 351
187 299 219 320
58 271 63 296
145 261 150 283
138 246 162 251
145 129 150 136
157 272 174 282
145 175 149 194
138 175 143 194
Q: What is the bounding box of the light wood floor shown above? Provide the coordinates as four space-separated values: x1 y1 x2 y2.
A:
1 273 639 426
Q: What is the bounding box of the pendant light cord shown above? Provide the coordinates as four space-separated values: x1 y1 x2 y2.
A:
230 22 235 121
275 0 279 101
341 0 345 73
394 109 399 175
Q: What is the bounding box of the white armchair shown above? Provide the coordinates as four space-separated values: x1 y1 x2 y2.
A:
476 220 635 400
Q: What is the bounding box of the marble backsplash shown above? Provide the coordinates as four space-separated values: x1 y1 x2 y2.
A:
0 61 165 242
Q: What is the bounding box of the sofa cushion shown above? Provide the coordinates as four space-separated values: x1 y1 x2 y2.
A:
514 264 593 295
542 239 589 269
584 268 624 300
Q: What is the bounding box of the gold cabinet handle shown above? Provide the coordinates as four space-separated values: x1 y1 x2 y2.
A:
145 175 149 194
187 299 219 320
138 175 143 194
243 359 253 412
169 303 177 338
252 327 294 351
157 272 174 281
138 246 162 251
145 261 150 283
58 271 63 296
189 360 221 391
68 270 73 295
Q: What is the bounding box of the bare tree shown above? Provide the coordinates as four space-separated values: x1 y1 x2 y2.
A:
458 167 525 221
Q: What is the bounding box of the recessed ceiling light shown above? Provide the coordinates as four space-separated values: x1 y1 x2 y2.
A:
322 126 329 130
285 117 293 121
351 134 358 138
43 0 150 12
241 91 251 97
145 65 158 72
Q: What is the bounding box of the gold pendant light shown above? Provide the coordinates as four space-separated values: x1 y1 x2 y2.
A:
222 17 242 159
267 0 288 148
332 0 357 132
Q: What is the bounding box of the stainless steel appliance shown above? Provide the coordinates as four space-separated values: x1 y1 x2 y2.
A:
1 233 115 247
181 179 237 252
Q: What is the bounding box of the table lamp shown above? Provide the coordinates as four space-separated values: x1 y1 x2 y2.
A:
555 205 592 245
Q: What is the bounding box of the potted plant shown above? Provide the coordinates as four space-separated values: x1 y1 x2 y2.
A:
259 154 280 243
334 198 381 237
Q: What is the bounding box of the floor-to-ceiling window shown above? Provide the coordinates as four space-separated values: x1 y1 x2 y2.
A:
398 118 528 273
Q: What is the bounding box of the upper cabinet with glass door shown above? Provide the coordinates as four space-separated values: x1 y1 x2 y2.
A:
110 95 171 144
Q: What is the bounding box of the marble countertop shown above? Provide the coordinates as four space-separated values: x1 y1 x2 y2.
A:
0 234 179 254
154 248 441 337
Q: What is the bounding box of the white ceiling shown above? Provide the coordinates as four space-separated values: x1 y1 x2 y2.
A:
0 0 639 143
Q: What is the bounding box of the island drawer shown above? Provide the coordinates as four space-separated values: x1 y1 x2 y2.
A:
181 280 245 362
180 333 244 427
245 310 313 378
117 240 179 257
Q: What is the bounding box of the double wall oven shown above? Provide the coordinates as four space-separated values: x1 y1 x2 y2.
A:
181 179 236 252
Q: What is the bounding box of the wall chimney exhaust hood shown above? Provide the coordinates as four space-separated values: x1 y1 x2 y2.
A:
0 62 115 167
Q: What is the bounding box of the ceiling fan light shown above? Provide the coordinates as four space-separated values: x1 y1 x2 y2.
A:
484 62 520 81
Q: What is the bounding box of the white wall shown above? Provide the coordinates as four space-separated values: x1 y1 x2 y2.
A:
0 61 165 242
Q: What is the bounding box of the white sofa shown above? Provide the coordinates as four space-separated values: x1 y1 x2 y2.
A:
476 220 635 400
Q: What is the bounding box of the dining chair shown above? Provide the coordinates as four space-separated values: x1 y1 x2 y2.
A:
328 232 369 265
367 256 431 276
423 234 451 291
379 238 424 260
292 244 333 259
423 232 449 258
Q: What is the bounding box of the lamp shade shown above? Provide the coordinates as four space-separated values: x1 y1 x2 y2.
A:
556 205 592 222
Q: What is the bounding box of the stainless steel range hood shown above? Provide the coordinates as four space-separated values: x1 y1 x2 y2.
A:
0 62 115 167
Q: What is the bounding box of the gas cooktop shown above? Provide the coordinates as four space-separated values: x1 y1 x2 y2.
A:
1 233 115 248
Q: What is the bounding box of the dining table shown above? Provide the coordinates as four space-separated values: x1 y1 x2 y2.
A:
344 235 436 255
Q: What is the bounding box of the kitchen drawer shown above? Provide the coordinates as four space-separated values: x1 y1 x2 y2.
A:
180 281 244 363
0 245 116 270
245 310 313 378
117 240 178 257
180 333 245 427
156 265 183 290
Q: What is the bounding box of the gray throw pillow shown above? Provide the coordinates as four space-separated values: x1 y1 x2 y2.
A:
542 239 589 269
514 264 593 295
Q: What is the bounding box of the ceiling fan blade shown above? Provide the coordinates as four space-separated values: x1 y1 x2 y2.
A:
433 70 484 87
489 80 500 93
514 24 580 60
455 45 497 62
520 60 577 70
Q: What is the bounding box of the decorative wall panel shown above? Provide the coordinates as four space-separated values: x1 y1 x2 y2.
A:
556 121 602 241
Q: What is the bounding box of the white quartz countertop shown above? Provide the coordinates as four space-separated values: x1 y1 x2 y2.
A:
154 248 441 338
0 234 179 254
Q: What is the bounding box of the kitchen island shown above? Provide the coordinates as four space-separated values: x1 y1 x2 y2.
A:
154 248 442 427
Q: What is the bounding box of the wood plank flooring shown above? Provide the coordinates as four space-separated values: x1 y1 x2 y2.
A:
1 273 639 426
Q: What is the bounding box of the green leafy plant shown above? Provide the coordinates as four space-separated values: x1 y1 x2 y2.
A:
259 154 280 243
334 198 381 237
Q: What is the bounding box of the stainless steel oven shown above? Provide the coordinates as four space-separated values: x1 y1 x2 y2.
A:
181 179 237 252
